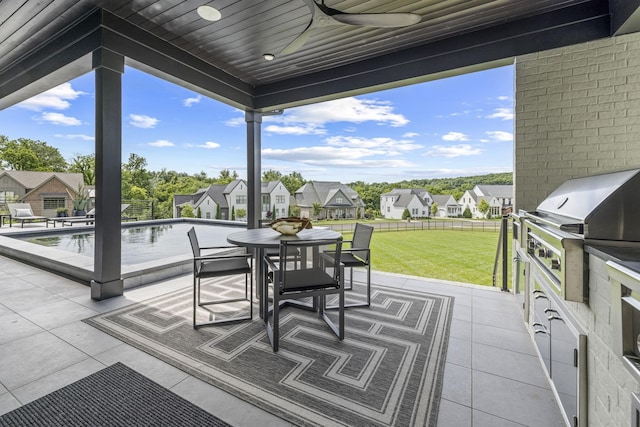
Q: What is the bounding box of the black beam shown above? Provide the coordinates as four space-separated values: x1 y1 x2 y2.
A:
0 10 103 110
254 1 610 110
100 11 254 109
610 0 640 34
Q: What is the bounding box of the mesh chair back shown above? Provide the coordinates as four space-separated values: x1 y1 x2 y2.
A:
279 238 343 289
187 227 201 258
351 223 373 262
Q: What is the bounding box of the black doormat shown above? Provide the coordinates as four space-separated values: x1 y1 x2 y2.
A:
0 362 231 427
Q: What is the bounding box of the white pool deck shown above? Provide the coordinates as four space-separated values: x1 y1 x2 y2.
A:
0 221 565 426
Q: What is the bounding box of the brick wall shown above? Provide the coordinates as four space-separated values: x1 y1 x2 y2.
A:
515 33 640 427
22 179 73 216
515 33 640 211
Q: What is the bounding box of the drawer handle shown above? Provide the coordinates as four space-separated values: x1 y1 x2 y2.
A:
532 322 548 334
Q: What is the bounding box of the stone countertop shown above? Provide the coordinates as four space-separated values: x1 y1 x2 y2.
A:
586 244 640 275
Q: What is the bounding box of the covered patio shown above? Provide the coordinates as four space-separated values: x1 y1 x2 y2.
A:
0 254 563 426
2 1 640 426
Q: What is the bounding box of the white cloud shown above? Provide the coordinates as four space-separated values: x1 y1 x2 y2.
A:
403 132 419 138
263 146 383 161
54 134 94 141
264 124 326 135
425 144 482 157
442 132 469 142
227 97 408 132
39 112 82 126
325 136 422 154
485 131 513 142
129 114 159 128
436 109 472 119
486 107 513 120
497 96 510 101
266 96 408 128
184 95 201 107
224 116 245 127
198 141 220 149
17 83 86 111
148 139 174 147
262 146 415 168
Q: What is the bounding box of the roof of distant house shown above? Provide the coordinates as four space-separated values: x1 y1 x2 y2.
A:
261 180 287 193
295 181 363 207
0 170 84 192
432 194 459 206
474 184 513 199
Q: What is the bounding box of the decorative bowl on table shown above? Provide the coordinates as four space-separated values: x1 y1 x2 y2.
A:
269 217 312 235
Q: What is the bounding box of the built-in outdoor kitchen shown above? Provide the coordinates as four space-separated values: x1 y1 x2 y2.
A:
512 168 640 427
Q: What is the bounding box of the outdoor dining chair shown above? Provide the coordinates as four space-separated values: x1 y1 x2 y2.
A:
326 223 373 309
188 227 253 328
263 237 344 352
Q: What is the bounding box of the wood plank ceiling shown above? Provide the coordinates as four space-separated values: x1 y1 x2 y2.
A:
0 0 620 110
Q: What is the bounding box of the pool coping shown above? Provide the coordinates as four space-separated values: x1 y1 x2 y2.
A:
0 218 247 289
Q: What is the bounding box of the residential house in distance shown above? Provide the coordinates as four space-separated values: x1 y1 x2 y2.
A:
0 170 85 217
431 194 461 218
380 188 432 219
262 181 290 219
458 184 514 218
174 179 289 220
173 184 229 219
294 181 364 220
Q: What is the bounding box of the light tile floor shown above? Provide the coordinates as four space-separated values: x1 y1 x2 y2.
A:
0 255 565 426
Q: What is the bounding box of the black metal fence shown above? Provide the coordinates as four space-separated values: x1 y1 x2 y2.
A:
121 199 154 221
0 199 155 221
320 220 502 233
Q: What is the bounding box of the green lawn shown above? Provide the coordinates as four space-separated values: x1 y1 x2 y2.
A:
343 229 510 287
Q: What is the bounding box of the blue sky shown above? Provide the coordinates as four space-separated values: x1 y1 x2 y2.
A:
1 65 514 183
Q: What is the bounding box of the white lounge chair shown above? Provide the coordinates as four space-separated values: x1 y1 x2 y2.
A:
7 203 48 228
49 205 136 227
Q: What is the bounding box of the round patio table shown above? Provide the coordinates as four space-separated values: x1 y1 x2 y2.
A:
227 227 341 319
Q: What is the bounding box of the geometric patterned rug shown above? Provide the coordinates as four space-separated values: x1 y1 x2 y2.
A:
84 281 453 427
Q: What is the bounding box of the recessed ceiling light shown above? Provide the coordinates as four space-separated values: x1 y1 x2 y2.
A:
263 53 275 61
197 5 222 22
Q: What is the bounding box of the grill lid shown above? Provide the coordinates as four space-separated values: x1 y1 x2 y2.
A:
535 168 640 241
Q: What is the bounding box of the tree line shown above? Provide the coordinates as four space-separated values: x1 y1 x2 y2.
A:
0 135 513 219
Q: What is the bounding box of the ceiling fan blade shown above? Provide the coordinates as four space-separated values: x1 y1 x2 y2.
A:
280 26 316 56
331 13 421 28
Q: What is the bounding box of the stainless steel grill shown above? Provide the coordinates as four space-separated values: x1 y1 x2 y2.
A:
519 167 640 302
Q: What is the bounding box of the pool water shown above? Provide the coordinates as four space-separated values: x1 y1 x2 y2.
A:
17 222 239 265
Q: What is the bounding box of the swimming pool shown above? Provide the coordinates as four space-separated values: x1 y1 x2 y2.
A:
15 222 237 265
0 219 246 288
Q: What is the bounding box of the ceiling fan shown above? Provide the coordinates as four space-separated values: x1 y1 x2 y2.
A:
279 0 421 56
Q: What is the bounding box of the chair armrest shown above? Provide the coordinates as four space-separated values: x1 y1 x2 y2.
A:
200 245 243 250
199 245 249 257
194 253 252 261
342 247 369 253
319 252 344 266
339 247 370 263
263 255 280 271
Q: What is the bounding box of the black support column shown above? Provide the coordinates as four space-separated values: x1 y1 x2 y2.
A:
245 110 262 230
91 48 124 300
